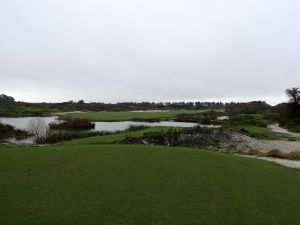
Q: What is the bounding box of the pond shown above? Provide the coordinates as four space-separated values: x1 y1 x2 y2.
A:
0 116 219 144
0 117 198 132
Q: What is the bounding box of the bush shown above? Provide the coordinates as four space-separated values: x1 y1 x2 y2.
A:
256 120 267 128
239 128 248 133
132 118 161 122
0 122 14 133
247 149 263 156
288 137 297 141
125 125 150 131
229 114 267 127
266 149 287 159
49 119 95 130
245 148 300 161
43 130 111 144
0 122 29 140
250 132 269 139
287 151 300 160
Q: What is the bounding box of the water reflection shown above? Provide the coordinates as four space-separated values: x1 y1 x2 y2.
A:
0 117 199 132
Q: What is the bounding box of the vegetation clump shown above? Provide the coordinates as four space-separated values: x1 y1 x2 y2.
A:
131 118 161 122
265 150 300 160
172 110 224 124
247 149 263 156
119 126 236 151
266 149 287 159
49 119 95 130
125 125 151 131
225 101 271 114
242 149 300 161
43 130 111 144
0 122 28 140
287 151 300 160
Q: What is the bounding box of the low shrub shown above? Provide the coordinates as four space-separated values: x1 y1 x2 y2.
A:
131 118 161 122
266 149 287 159
125 125 150 131
0 122 29 139
235 149 244 154
287 151 300 160
239 128 248 133
49 119 95 130
279 117 300 133
229 114 267 127
42 130 111 144
250 132 269 139
247 149 263 156
246 149 300 160
288 137 297 141
256 120 267 128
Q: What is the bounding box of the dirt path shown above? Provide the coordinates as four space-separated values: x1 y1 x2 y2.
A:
268 123 300 137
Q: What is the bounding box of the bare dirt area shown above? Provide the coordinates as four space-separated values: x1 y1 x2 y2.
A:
236 134 300 153
245 139 300 153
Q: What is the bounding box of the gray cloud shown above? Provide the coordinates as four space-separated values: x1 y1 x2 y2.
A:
0 0 299 105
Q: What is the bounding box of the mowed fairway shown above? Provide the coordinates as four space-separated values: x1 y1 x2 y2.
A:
1 144 300 225
60 110 206 121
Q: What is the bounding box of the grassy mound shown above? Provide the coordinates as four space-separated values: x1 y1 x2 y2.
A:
1 144 300 225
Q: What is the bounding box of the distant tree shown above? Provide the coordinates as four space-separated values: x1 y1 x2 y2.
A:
285 87 300 116
77 100 85 104
0 94 15 104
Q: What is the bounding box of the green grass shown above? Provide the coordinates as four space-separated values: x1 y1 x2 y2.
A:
0 105 60 117
238 124 270 133
60 110 207 121
61 127 183 145
1 144 300 225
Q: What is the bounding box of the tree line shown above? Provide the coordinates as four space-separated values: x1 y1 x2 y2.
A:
0 94 225 111
1 87 298 114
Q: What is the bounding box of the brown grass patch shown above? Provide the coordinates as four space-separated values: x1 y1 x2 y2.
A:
247 149 263 156
287 151 300 160
235 149 244 154
266 149 287 159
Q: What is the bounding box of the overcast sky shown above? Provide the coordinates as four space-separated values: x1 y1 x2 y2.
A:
0 0 299 105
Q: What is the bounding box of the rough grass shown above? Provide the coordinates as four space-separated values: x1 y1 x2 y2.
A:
238 124 270 133
0 105 61 117
60 110 207 122
61 127 183 145
1 144 300 225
